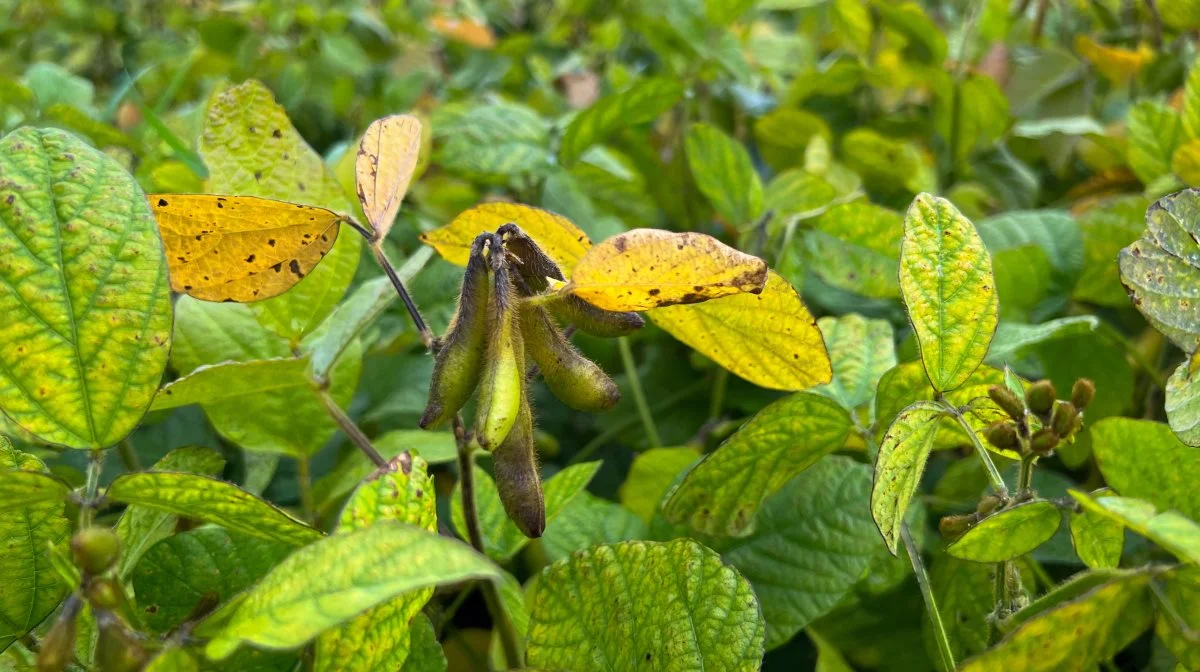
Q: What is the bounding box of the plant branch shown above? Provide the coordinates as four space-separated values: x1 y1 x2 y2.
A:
941 401 1008 495
319 391 386 468
903 524 955 671
618 337 662 448
453 416 523 668
991 560 1009 643
1017 456 1036 496
371 244 432 350
80 450 105 528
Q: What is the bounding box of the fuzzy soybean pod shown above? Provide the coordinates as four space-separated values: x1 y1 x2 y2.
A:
497 223 563 296
474 256 525 449
521 304 620 412
492 391 545 538
419 234 492 429
547 293 645 338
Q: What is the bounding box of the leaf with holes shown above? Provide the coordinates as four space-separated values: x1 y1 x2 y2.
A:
0 126 172 449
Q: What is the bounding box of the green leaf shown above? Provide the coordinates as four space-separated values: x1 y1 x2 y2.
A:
618 446 700 524
805 201 904 299
401 615 447 672
106 472 321 546
1167 358 1200 446
144 646 200 672
842 128 936 197
870 401 944 554
170 296 288 374
1090 417 1200 520
1127 100 1183 185
721 456 883 649
934 73 1009 162
0 443 69 653
1119 188 1200 352
685 122 764 227
763 171 841 221
301 247 433 380
958 570 1153 672
131 527 293 633
662 392 853 536
986 316 1100 366
990 244 1052 321
753 108 832 172
1069 490 1124 569
831 0 872 54
977 210 1083 299
251 231 362 343
1070 491 1200 564
204 521 499 659
313 430 456 515
526 539 765 671
946 501 1062 562
1074 195 1147 307
151 358 312 409
0 127 172 449
540 493 647 563
452 461 601 561
1183 58 1200 141
316 455 437 672
900 194 998 393
559 79 684 166
0 469 70 511
1162 0 1200 29
813 314 897 413
1156 566 1200 669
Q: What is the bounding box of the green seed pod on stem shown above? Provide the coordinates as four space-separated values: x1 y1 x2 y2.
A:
1051 402 1078 437
938 514 974 540
420 233 492 429
520 304 620 412
1025 380 1056 415
71 527 120 576
1071 378 1095 410
95 615 146 672
36 595 80 672
546 293 645 338
1030 428 1060 455
474 249 525 449
492 391 545 538
984 421 1019 450
988 385 1025 421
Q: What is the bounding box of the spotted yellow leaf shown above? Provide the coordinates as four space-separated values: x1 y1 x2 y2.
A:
150 194 344 303
649 271 830 391
356 114 422 244
420 202 590 275
567 229 769 311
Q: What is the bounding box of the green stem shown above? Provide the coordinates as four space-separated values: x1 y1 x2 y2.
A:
618 337 661 448
709 368 729 422
942 402 1008 496
117 438 140 472
296 457 315 525
903 524 956 671
319 391 387 468
1017 457 1036 496
80 450 105 528
991 561 1008 644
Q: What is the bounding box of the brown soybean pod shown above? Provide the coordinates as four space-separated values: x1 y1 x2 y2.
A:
492 391 545 538
520 304 620 412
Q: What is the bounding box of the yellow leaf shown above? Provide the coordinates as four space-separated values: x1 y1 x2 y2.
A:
420 203 591 275
649 272 831 391
356 114 422 243
1172 139 1200 186
429 15 496 49
1074 36 1155 83
567 229 769 311
150 194 343 303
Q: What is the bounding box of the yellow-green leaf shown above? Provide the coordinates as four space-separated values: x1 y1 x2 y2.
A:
649 271 831 390
1172 140 1200 186
1156 566 1200 669
1090 417 1200 520
662 392 853 536
421 202 590 275
618 446 700 524
356 114 422 243
806 201 904 299
871 401 945 554
0 469 70 511
1127 100 1183 186
685 122 764 226
559 78 684 166
203 521 500 659
0 127 172 449
946 501 1061 563
568 229 768 311
526 539 765 671
1166 356 1200 446
105 471 321 546
1074 35 1154 82
1070 491 1200 564
900 193 998 393
813 314 897 412
1069 489 1124 569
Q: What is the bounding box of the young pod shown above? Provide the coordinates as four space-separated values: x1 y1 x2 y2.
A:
984 421 1019 450
521 304 620 412
497 223 563 296
71 527 120 576
938 514 975 540
1051 402 1078 437
492 393 545 538
474 254 525 449
1029 428 1060 455
1025 380 1057 415
546 293 644 338
95 616 146 672
988 385 1025 422
420 234 492 429
1071 378 1095 410
36 596 81 672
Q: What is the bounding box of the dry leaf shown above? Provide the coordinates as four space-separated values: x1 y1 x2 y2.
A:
356 114 422 243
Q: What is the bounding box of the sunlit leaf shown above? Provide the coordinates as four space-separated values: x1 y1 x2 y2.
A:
0 469 70 511
1091 415 1200 524
355 114 422 242
899 193 998 393
0 127 172 449
559 79 684 166
663 392 852 536
526 539 765 670
685 122 763 226
805 201 904 299
1172 140 1200 186
649 271 831 390
1070 491 1200 564
568 228 768 311
871 401 944 554
1126 100 1182 186
1184 57 1200 140
946 501 1061 562
421 202 590 275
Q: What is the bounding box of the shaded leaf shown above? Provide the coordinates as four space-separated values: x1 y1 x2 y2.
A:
946 501 1061 562
541 493 647 563
685 122 763 226
559 79 684 165
1156 566 1200 669
618 447 700 524
1127 100 1182 186
813 314 896 413
1075 195 1147 306
923 557 995 664
871 401 944 554
805 201 904 299
1069 489 1124 569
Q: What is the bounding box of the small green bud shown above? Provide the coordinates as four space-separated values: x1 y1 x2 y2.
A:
988 385 1025 421
1071 378 1095 410
71 527 120 575
1051 402 1078 437
1025 380 1056 415
36 597 80 672
938 514 975 540
1030 428 1060 455
85 577 123 611
976 494 1003 516
985 421 1019 449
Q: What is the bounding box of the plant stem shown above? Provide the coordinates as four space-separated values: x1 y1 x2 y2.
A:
117 438 140 472
370 244 432 350
618 337 661 448
80 450 105 528
942 402 1008 496
454 417 523 668
709 368 729 422
296 457 315 525
570 381 707 464
319 391 386 468
991 561 1009 644
1017 456 1036 496
903 524 955 672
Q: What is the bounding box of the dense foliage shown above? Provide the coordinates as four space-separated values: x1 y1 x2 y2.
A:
2 1 1200 670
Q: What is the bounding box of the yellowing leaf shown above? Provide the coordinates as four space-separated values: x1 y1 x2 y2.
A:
1074 36 1154 83
150 194 344 302
900 194 998 394
1172 139 1200 186
429 15 496 49
356 114 422 243
871 401 944 554
568 229 768 311
420 202 590 275
650 271 831 390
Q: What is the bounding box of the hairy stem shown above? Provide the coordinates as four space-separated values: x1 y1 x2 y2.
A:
319 391 386 468
903 524 955 671
942 402 1008 496
1017 456 1036 495
991 560 1009 643
618 337 662 448
80 450 105 528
